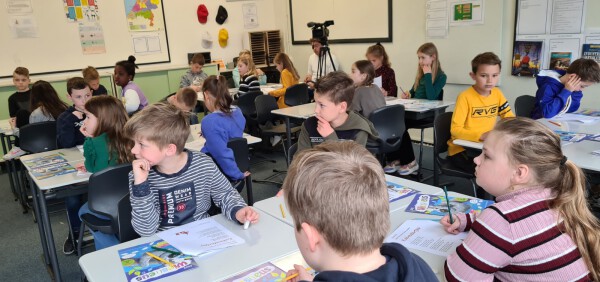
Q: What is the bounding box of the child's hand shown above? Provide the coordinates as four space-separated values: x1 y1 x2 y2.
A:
243 171 251 177
316 115 334 137
75 162 87 173
286 264 314 282
304 74 312 83
9 117 16 128
72 111 84 119
400 91 410 99
132 159 151 185
276 189 284 197
79 125 93 138
381 88 389 96
191 85 201 92
441 214 461 234
565 74 582 92
422 64 432 74
235 206 259 224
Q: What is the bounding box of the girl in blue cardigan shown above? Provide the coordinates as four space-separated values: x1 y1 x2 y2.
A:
201 75 250 182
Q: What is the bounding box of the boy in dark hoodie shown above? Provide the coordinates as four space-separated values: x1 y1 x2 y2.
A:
282 141 437 282
296 71 378 156
531 58 600 119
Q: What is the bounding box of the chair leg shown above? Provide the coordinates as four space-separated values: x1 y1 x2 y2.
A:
418 128 425 175
77 223 85 256
246 175 254 206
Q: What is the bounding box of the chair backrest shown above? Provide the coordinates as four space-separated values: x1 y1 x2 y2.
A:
19 121 57 153
236 91 262 118
368 104 406 153
514 95 536 117
255 95 279 125
433 112 454 162
284 84 309 107
288 142 298 165
116 192 139 242
227 137 250 172
87 163 133 232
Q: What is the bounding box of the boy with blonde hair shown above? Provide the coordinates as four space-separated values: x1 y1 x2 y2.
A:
124 103 258 236
283 141 437 281
82 66 108 96
448 52 514 174
296 71 378 155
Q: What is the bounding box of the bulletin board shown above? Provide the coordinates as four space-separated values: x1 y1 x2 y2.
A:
0 0 170 78
289 0 393 44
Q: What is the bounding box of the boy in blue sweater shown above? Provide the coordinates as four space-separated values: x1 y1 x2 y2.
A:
282 141 437 281
531 58 600 119
57 77 92 148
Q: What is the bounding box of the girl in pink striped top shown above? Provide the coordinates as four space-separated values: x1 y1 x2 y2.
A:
441 117 599 281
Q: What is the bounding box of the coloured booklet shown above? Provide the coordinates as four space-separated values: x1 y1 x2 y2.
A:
405 193 494 217
222 251 315 282
22 154 77 180
387 181 419 203
118 239 198 282
511 41 542 77
555 130 591 143
576 109 600 117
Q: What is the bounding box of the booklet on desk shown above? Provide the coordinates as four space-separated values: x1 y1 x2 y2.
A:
385 219 467 257
222 251 315 282
22 154 77 180
387 181 419 203
118 239 198 282
405 193 494 217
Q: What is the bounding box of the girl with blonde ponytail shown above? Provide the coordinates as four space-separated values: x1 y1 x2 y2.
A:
441 117 598 281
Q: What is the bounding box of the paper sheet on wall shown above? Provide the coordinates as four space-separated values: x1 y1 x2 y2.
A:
8 15 38 38
243 3 259 29
63 0 99 22
7 0 32 14
449 0 484 26
385 219 467 257
157 217 245 256
79 22 106 54
426 0 448 39
132 33 161 55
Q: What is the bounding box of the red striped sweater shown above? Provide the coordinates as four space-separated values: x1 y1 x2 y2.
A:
444 187 591 282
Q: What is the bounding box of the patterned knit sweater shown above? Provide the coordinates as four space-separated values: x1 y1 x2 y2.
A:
445 187 590 281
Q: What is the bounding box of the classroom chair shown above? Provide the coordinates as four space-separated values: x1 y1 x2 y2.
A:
284 83 309 107
237 91 262 135
408 90 444 179
514 95 537 117
77 164 138 256
366 104 407 166
227 137 255 205
287 142 298 165
433 112 481 197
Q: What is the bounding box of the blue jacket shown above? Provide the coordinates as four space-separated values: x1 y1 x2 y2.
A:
531 70 583 119
201 107 246 181
305 243 437 282
56 106 85 149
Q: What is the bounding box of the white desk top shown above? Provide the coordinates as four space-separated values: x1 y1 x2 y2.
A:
0 119 14 135
79 213 299 282
184 124 262 151
453 139 483 150
271 103 315 119
253 174 445 227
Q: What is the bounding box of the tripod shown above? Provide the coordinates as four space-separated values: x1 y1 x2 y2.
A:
316 42 336 80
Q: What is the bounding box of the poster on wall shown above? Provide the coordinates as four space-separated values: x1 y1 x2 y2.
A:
242 3 258 29
7 0 33 14
79 22 106 54
512 41 542 77
582 44 600 63
63 0 99 22
449 0 484 26
8 15 38 38
124 0 163 32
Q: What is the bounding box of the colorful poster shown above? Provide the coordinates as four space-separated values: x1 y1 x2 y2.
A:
405 193 494 217
512 41 542 77
582 44 600 64
549 52 571 71
125 0 163 31
63 0 99 22
386 181 419 203
79 22 106 54
119 240 198 282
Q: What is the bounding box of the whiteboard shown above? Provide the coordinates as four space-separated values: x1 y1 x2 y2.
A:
289 0 392 44
0 0 170 78
428 0 504 85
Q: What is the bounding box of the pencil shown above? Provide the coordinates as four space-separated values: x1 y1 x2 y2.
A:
280 203 286 218
443 186 454 224
146 252 175 268
151 246 181 256
285 273 298 281
548 120 561 127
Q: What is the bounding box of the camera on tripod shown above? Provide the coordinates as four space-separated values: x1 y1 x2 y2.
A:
307 20 334 43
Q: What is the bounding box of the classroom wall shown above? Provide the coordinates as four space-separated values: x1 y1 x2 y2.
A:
274 0 600 141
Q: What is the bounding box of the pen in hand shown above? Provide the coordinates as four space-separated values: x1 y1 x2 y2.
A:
443 186 454 224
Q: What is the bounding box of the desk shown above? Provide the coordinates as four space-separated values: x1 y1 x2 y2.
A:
198 84 283 102
254 174 445 227
79 213 298 282
0 119 22 210
185 124 262 151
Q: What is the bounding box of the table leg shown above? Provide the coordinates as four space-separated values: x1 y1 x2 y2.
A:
29 174 50 265
37 186 62 281
6 159 17 200
284 116 291 163
433 111 440 187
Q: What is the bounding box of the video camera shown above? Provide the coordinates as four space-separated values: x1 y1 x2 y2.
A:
307 20 334 43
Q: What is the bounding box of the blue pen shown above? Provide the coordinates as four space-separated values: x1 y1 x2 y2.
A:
443 186 454 224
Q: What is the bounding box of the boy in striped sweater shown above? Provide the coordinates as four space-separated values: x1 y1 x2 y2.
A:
124 103 259 237
441 117 599 281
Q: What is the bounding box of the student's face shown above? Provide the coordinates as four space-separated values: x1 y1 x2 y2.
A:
473 132 515 197
350 64 366 86
417 52 435 68
237 62 249 76
203 91 216 112
113 65 131 88
275 62 283 72
88 79 100 91
82 110 98 137
190 63 203 74
13 74 30 92
470 64 501 95
130 137 167 167
366 54 382 70
68 87 92 111
314 92 346 124
312 42 322 56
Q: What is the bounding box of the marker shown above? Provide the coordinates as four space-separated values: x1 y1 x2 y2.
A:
244 220 250 230
150 246 181 256
443 186 454 224
285 273 299 281
146 252 175 268
280 204 286 218
548 120 561 127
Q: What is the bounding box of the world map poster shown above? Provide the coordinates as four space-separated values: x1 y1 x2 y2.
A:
125 0 163 31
